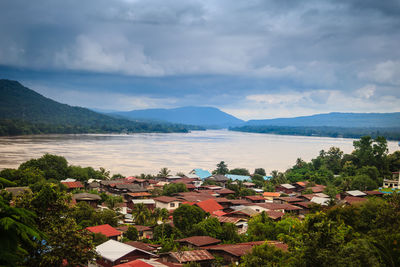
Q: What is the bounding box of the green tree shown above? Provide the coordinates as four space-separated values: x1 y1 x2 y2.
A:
132 203 151 225
124 225 139 241
173 204 206 235
229 168 250 176
240 242 292 267
214 161 229 175
158 167 171 177
254 168 266 176
105 195 123 210
93 232 108 246
162 183 188 196
0 195 43 266
19 153 69 180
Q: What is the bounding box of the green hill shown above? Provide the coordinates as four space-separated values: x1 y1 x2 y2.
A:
0 79 190 135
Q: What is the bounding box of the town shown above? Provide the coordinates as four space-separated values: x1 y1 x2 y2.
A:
1 136 400 266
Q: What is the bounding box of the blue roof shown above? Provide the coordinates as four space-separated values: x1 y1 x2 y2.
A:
193 168 212 179
264 176 273 180
225 174 251 181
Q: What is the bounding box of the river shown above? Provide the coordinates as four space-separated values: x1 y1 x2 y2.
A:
0 130 398 176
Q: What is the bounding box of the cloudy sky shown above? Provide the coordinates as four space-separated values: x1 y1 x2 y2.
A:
1 0 400 119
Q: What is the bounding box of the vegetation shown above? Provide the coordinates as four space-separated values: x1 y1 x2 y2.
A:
230 125 400 141
0 79 194 136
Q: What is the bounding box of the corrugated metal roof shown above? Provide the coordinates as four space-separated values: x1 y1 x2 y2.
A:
225 174 251 181
192 169 212 179
170 250 214 263
177 236 221 247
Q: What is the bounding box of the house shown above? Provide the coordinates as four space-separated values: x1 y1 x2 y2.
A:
72 193 101 208
190 169 212 179
194 199 223 214
129 199 156 210
244 195 265 203
243 182 255 188
4 186 31 197
254 203 303 215
344 196 368 205
383 171 400 189
117 225 153 240
310 197 330 206
177 236 221 249
263 192 281 202
225 174 251 181
61 181 84 191
86 224 122 240
343 190 367 198
215 188 235 197
114 259 180 267
205 174 229 186
123 241 159 254
274 197 303 204
95 239 156 267
275 184 296 194
224 207 259 219
203 241 287 265
161 250 214 266
154 196 182 211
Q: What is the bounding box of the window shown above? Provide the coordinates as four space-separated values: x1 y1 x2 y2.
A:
170 203 175 207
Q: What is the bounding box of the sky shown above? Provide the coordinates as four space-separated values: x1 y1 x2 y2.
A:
1 0 400 120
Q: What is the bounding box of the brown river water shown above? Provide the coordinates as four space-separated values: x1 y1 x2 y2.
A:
0 130 398 176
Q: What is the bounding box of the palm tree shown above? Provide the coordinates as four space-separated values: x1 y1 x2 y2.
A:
132 203 151 225
0 196 43 266
158 168 171 177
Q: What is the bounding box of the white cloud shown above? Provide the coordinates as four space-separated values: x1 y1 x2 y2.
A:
358 60 400 86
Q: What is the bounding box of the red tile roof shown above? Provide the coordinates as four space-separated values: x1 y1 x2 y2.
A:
170 250 214 263
177 236 221 247
154 196 181 203
212 210 227 216
61 181 83 189
195 199 223 213
86 224 121 237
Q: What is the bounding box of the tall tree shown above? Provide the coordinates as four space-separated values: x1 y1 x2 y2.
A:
215 161 229 175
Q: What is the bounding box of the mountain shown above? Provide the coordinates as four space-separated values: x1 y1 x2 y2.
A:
111 106 244 128
0 79 190 135
246 112 400 128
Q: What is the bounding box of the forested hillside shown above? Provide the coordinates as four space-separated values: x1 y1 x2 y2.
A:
0 79 191 135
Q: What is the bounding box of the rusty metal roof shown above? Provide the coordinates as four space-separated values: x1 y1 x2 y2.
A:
170 250 214 263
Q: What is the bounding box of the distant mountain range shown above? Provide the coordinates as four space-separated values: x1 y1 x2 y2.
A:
0 79 192 135
1 78 399 139
112 107 400 129
111 106 244 128
246 112 400 128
